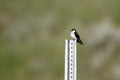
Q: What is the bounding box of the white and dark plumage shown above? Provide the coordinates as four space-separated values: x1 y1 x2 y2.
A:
71 28 84 45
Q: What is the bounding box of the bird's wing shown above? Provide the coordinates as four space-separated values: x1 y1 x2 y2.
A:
75 31 80 38
75 31 84 44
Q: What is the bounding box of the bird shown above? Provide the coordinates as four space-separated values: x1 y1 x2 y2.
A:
71 28 84 45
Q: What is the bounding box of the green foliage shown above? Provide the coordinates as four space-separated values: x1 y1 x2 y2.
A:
0 0 120 80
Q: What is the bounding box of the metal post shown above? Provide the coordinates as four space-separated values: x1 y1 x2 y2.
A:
65 39 77 80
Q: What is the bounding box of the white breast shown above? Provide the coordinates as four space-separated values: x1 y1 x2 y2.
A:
71 31 77 39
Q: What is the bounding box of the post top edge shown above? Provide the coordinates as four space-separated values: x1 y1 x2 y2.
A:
65 39 76 41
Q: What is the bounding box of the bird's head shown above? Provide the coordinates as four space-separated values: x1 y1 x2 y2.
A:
71 28 76 32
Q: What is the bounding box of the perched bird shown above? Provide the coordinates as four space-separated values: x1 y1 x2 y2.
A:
71 28 84 45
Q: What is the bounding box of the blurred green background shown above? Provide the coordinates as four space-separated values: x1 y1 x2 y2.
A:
0 0 120 80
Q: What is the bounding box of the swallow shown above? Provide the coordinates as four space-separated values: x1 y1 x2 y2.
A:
71 28 84 45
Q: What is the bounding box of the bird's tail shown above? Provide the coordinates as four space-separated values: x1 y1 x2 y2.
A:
77 39 84 45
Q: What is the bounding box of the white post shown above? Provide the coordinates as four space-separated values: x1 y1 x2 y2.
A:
65 39 77 80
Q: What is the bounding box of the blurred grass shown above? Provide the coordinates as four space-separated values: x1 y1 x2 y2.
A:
0 0 120 80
